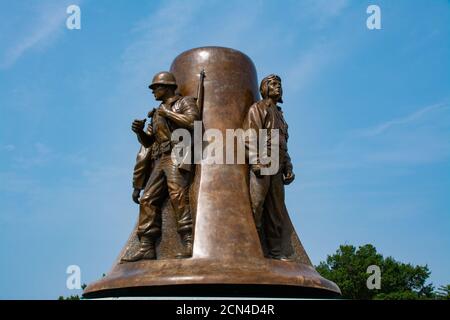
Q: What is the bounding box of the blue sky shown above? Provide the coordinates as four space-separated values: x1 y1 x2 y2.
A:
0 0 448 299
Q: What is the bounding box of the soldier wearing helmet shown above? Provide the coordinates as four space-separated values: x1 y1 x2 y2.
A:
122 71 199 262
243 74 295 261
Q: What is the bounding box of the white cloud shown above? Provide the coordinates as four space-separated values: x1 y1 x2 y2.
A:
361 103 449 137
284 41 336 93
10 142 88 169
1 144 15 152
281 1 356 95
0 1 81 69
12 142 54 168
296 0 350 29
303 100 450 174
121 0 203 79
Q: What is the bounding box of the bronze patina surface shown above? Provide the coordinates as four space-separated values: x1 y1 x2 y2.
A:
84 47 340 298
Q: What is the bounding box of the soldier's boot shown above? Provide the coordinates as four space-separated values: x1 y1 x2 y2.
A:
176 233 193 259
272 255 294 262
267 237 293 262
121 236 156 262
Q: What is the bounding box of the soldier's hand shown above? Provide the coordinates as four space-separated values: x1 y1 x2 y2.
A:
148 108 156 118
132 119 146 133
251 165 263 178
157 105 170 117
132 188 141 204
146 125 153 136
283 171 295 185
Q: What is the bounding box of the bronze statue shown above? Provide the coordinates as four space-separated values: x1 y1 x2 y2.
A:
121 71 200 262
131 127 152 205
84 47 340 299
244 74 295 261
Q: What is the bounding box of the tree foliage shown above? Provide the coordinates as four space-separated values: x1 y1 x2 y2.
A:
436 285 450 300
316 244 438 300
58 283 86 300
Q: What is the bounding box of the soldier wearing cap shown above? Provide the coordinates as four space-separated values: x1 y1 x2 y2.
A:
122 71 199 262
243 74 295 261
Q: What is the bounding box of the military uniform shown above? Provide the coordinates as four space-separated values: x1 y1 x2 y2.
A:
244 98 294 259
122 71 200 262
132 125 153 192
137 95 199 241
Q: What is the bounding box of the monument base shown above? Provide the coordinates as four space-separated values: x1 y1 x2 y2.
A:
83 258 340 299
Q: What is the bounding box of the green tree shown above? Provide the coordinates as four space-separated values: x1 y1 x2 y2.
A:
316 244 435 300
436 285 450 300
58 283 87 300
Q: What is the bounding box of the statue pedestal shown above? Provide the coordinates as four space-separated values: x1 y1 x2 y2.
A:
83 257 339 298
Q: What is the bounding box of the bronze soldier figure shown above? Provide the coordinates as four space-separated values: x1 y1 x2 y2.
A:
244 74 295 261
131 115 154 205
131 107 160 205
122 71 200 262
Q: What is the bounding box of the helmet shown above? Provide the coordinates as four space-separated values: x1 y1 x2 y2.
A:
149 71 178 89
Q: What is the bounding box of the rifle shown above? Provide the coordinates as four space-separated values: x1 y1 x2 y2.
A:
196 69 206 116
